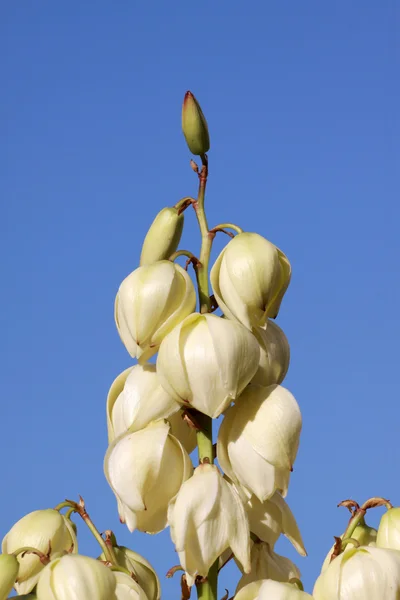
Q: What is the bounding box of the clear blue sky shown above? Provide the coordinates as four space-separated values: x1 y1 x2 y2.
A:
1 2 398 596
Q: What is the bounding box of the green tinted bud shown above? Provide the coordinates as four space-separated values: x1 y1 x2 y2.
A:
0 554 19 600
140 207 184 266
181 91 210 155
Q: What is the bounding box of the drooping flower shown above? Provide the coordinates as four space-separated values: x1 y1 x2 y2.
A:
217 384 302 501
2 510 77 595
168 464 250 586
115 261 196 362
104 421 193 533
210 232 291 329
157 313 260 418
376 507 400 551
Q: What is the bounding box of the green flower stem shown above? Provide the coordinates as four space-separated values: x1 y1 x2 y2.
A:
191 154 218 600
211 223 243 235
54 499 117 565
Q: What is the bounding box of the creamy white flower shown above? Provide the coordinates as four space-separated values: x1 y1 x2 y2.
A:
377 507 400 551
246 492 306 556
99 547 160 600
235 541 301 592
234 579 313 600
106 364 196 454
252 322 290 387
36 555 116 600
217 384 302 501
321 523 377 572
2 510 77 595
157 313 260 418
210 232 291 330
114 572 149 600
140 207 184 266
0 554 19 600
104 421 193 533
115 261 196 362
313 546 400 600
168 464 250 587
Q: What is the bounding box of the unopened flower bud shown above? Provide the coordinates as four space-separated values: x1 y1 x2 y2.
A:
314 546 400 599
2 510 77 595
106 364 196 454
104 421 193 533
168 464 250 587
235 541 301 592
246 492 306 556
181 91 210 156
100 547 160 600
0 554 19 600
252 322 290 387
114 572 148 600
234 579 313 600
36 555 116 600
140 207 184 266
115 261 196 362
210 232 291 329
377 507 400 551
157 313 260 418
321 522 377 572
217 384 302 501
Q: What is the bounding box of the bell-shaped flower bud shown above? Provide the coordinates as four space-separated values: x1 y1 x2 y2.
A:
2 510 77 595
114 572 149 600
140 207 184 266
104 420 193 533
235 541 301 593
313 546 400 600
321 522 377 572
210 232 291 329
157 313 260 418
0 553 19 600
106 364 196 454
217 384 302 501
252 322 290 387
168 464 250 587
100 546 160 600
181 91 210 156
115 261 196 362
36 554 116 600
234 579 313 600
377 507 400 550
246 492 306 556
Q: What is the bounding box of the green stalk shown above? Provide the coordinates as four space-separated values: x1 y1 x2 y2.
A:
191 155 218 600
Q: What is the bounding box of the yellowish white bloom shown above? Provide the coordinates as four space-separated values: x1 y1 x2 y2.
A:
115 261 196 362
246 492 306 556
0 553 19 600
168 464 250 587
140 207 184 266
217 384 302 501
99 547 160 600
234 579 313 600
106 365 196 454
235 541 301 592
313 546 400 600
104 420 193 533
210 232 291 329
36 554 116 600
377 507 400 551
321 523 377 572
2 510 77 595
252 322 290 387
157 313 260 418
114 572 149 600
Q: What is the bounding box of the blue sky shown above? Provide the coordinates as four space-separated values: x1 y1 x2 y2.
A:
1 1 398 596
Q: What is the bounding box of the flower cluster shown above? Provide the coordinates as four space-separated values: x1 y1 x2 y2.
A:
0 91 398 600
